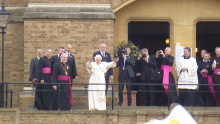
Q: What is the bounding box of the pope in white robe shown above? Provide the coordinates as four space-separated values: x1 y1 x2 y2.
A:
86 55 117 110
176 47 203 106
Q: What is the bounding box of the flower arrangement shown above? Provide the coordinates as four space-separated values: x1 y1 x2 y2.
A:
114 41 140 62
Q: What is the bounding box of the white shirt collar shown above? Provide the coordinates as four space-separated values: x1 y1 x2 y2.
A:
100 51 105 54
37 56 40 60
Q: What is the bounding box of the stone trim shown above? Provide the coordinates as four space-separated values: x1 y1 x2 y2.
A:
23 3 115 19
6 7 26 22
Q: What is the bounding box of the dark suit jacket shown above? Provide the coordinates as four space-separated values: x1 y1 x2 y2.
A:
51 54 61 67
117 55 135 78
93 51 113 79
66 52 78 80
138 55 157 81
29 57 40 81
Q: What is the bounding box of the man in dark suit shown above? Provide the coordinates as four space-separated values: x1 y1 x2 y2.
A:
133 53 143 106
29 49 43 110
93 43 113 95
117 47 135 106
29 49 43 83
137 48 157 106
65 44 78 81
51 47 65 67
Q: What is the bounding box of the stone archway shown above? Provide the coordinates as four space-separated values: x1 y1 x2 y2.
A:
111 0 136 13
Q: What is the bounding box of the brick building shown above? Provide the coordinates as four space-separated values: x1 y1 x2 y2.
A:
1 0 220 123
1 0 220 107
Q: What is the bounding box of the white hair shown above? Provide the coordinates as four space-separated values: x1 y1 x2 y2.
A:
61 53 68 58
141 48 148 53
95 55 102 61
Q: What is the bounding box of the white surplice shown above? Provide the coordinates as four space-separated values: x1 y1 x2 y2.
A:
176 57 198 90
86 61 116 110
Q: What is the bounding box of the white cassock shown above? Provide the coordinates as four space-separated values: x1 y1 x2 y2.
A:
86 61 116 110
176 57 198 90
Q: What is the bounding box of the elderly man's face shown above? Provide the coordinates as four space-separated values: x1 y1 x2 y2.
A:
61 54 68 63
46 49 52 57
96 57 102 64
201 50 206 58
216 48 220 56
165 48 171 55
100 44 106 52
37 49 43 57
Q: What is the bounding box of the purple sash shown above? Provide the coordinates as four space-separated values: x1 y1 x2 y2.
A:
42 67 52 74
214 68 220 75
57 75 73 106
201 73 217 102
160 65 172 94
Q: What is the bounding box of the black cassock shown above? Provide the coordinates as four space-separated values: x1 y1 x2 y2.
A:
50 62 71 110
38 56 53 110
197 60 215 106
156 55 179 105
211 56 220 106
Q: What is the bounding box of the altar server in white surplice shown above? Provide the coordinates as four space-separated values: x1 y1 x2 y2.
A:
86 55 117 110
176 47 203 106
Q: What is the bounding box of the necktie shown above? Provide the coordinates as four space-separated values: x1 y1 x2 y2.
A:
102 52 105 57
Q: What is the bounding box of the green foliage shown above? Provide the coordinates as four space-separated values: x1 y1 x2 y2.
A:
114 41 140 62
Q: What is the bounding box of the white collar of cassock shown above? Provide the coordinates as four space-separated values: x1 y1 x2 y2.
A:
203 59 210 62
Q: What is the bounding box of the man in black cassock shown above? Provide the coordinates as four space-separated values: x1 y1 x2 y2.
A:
93 43 113 95
156 47 179 106
51 53 71 110
65 44 78 81
197 49 207 63
38 48 53 110
211 47 220 106
51 47 65 67
29 49 43 110
198 53 215 106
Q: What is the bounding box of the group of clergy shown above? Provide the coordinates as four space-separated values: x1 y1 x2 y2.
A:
29 42 220 111
29 45 77 111
133 46 220 107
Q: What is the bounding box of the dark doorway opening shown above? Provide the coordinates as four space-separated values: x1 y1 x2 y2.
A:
128 21 170 55
196 22 220 59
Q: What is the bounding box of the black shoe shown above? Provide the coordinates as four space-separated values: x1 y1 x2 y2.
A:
118 103 122 106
